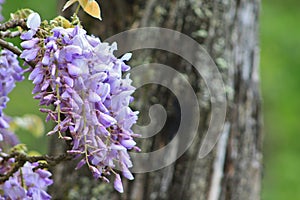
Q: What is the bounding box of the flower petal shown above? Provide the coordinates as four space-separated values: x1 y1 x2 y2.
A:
27 12 41 31
114 174 124 193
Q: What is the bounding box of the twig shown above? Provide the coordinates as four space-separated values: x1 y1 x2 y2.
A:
0 30 22 38
0 37 22 55
0 19 27 31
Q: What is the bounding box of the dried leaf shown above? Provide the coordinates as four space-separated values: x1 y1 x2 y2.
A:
62 0 78 11
63 0 102 20
79 0 102 20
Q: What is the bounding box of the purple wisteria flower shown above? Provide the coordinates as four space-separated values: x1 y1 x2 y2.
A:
0 49 24 140
20 12 41 43
21 17 139 192
0 121 52 199
0 161 53 200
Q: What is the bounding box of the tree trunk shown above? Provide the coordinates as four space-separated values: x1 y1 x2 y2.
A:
50 0 262 199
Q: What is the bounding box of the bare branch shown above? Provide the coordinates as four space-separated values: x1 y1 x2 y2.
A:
0 30 22 38
0 19 27 31
0 37 22 55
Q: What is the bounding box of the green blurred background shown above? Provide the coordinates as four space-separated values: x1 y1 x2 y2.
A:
261 0 300 199
2 0 299 199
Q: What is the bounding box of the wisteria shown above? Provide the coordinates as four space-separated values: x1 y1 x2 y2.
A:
0 46 53 199
0 49 24 140
0 161 53 199
0 0 139 196
20 13 139 192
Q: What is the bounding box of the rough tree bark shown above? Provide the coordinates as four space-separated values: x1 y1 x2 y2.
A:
50 0 262 199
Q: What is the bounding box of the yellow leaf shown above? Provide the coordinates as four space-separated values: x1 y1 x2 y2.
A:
62 0 78 11
63 0 102 20
79 0 102 20
78 0 88 7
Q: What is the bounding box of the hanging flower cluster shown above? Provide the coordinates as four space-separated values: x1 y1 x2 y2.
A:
0 48 53 199
0 0 139 196
0 49 24 139
20 13 139 193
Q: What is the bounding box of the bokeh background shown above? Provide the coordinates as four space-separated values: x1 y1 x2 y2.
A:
260 0 300 199
2 0 299 199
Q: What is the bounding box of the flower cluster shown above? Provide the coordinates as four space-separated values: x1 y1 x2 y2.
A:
0 47 52 199
0 49 24 141
0 161 53 199
0 13 54 198
20 13 139 192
